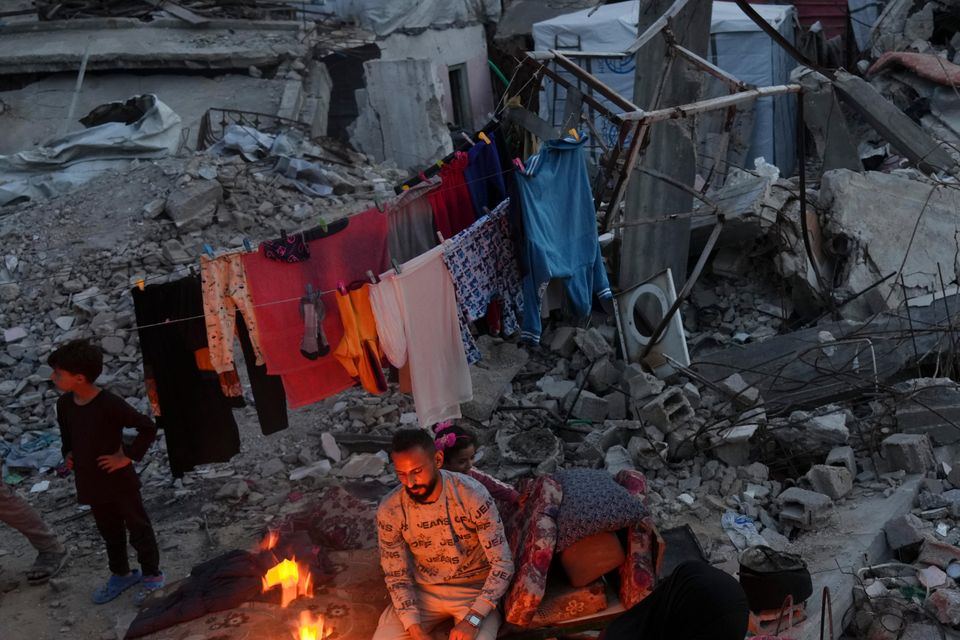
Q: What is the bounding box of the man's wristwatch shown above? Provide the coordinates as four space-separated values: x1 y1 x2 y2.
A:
465 612 484 628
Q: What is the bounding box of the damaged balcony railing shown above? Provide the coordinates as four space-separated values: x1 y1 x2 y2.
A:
197 108 312 152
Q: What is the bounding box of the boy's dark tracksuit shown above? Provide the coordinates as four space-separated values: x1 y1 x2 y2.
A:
57 390 161 576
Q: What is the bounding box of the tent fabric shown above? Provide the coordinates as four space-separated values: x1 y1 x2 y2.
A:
0 94 181 207
307 0 500 36
532 2 798 175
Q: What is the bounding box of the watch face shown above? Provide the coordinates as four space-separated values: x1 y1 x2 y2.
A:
467 614 482 627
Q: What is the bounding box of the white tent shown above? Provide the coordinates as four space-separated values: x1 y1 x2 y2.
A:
533 1 799 175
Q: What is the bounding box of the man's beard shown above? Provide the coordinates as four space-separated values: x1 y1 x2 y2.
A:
405 474 440 503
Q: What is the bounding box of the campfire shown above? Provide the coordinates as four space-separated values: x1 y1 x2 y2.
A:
258 530 327 638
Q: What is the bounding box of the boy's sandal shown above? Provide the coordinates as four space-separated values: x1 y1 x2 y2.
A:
93 570 142 604
27 549 70 585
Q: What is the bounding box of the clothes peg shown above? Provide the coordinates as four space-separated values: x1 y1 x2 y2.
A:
337 280 348 295
401 184 410 192
436 231 445 244
568 128 580 141
366 270 378 285
305 283 313 297
512 157 526 172
203 243 215 258
436 160 444 169
392 259 402 275
461 132 476 146
242 238 253 252
478 131 491 145
418 171 429 182
374 198 385 212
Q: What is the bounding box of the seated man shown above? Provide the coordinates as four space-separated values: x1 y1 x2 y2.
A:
374 428 514 640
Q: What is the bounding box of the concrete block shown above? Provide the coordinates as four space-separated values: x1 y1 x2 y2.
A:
164 179 222 230
927 588 960 626
549 326 578 357
574 327 613 361
918 539 960 570
883 433 936 474
572 390 609 423
682 382 701 409
638 387 693 432
605 445 636 475
587 358 621 393
625 371 664 403
714 424 758 467
884 514 926 553
717 373 761 408
604 391 627 421
778 487 833 529
826 445 857 477
308 61 333 138
276 78 304 121
536 375 576 400
806 464 853 500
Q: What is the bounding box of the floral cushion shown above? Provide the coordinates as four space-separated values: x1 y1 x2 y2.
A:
503 476 563 627
554 468 648 551
615 469 664 609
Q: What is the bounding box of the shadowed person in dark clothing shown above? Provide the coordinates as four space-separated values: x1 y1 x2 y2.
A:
600 561 749 640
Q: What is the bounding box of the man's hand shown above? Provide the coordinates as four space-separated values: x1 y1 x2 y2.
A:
407 623 432 640
97 448 132 473
449 619 480 640
64 453 74 471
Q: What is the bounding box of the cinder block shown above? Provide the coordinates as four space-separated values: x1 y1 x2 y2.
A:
806 464 853 500
882 433 936 474
638 387 694 432
825 445 857 477
572 390 609 423
884 514 926 553
778 487 832 529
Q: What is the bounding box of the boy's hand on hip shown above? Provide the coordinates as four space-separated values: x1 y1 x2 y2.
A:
97 448 132 472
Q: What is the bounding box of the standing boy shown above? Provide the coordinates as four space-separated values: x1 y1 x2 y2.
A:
47 339 164 604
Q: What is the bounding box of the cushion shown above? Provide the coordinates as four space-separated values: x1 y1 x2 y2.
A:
615 470 664 609
503 476 563 627
554 468 648 551
560 530 627 587
530 578 608 627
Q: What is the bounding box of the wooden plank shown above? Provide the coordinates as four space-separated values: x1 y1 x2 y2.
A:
626 0 691 54
522 57 617 120
549 49 640 112
620 84 802 122
603 121 648 230
671 43 748 91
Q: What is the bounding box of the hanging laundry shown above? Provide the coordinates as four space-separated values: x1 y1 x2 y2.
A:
132 277 241 476
369 247 472 427
493 130 529 277
333 282 388 395
428 151 476 240
237 315 288 435
387 176 441 263
260 232 310 263
464 134 507 216
441 200 524 364
515 133 612 345
200 252 266 374
242 209 390 408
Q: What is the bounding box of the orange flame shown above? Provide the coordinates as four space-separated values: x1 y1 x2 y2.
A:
295 611 330 640
262 557 313 608
259 530 279 551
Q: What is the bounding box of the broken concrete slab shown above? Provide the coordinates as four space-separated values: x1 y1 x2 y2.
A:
894 378 960 446
806 464 853 500
717 373 761 408
0 19 307 75
572 390 609 422
786 477 922 640
833 71 957 174
884 514 928 554
714 424 758 467
164 180 222 230
794 68 861 175
348 59 452 171
461 338 529 422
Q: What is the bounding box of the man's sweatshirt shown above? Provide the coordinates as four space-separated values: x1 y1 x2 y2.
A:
376 469 514 630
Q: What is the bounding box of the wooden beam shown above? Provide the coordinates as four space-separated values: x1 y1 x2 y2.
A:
603 121 648 230
670 42 749 91
549 50 640 112
620 84 802 122
626 0 691 54
522 57 618 120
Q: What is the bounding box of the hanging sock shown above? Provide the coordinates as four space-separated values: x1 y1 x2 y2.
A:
300 292 330 360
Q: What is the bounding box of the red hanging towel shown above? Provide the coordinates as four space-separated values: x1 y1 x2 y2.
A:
242 209 390 408
428 151 476 239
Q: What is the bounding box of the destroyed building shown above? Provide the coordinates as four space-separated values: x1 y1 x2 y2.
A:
7 1 960 639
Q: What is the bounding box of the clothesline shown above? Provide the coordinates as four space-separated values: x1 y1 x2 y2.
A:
2 163 523 295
